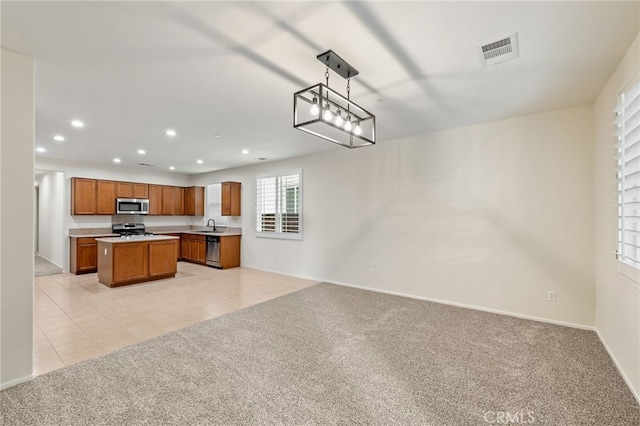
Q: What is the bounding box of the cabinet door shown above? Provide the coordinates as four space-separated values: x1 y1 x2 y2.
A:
97 180 117 215
148 185 163 215
112 242 148 283
76 239 98 272
117 182 133 198
188 239 198 262
174 187 184 215
221 182 241 216
72 178 97 215
197 240 207 264
133 183 149 199
148 240 177 278
185 186 204 216
162 186 176 215
181 237 190 261
219 235 241 269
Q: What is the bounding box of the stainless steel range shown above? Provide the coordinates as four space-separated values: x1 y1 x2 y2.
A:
112 223 153 237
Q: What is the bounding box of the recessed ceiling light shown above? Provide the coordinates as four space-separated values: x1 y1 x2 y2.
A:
169 166 175 171
36 147 46 153
242 149 249 155
113 158 121 163
215 134 221 138
53 135 65 142
137 149 146 155
166 129 176 137
196 159 203 164
71 120 84 128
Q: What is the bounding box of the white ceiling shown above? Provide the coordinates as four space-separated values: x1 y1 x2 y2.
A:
2 1 638 175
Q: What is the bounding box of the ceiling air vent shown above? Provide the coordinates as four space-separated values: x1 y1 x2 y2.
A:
138 162 155 167
478 33 519 68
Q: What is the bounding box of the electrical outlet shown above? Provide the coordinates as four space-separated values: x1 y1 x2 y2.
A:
547 291 556 302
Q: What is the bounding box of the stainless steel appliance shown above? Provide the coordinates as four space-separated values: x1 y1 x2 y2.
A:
206 235 220 268
112 223 153 237
116 198 150 215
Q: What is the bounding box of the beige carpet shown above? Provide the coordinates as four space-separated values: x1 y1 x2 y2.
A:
34 255 62 277
1 283 638 425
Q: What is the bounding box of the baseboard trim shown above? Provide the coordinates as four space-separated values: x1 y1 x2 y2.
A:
595 329 640 405
1 374 34 390
326 280 595 331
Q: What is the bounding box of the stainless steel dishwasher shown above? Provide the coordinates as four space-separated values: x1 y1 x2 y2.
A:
206 235 220 268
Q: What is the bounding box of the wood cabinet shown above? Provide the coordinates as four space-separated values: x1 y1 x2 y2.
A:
221 181 241 216
219 235 241 269
159 233 182 260
70 237 99 274
97 180 117 215
148 240 179 278
72 177 202 216
117 182 149 199
97 237 178 287
175 187 184 215
71 178 97 215
162 185 176 215
184 186 204 216
181 234 206 264
148 184 163 215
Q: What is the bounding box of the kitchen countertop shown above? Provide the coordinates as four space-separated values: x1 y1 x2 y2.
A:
95 235 180 244
70 229 242 238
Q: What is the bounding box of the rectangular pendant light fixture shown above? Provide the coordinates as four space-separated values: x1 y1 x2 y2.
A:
293 50 376 149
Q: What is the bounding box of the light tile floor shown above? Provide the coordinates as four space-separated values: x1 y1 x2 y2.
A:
34 263 318 375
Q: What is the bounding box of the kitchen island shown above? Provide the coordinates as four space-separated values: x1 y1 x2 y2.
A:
96 235 179 287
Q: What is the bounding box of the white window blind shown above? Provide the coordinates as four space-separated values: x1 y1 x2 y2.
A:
256 169 302 240
615 77 640 269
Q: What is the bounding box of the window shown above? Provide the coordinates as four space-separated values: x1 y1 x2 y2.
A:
256 169 302 239
205 183 228 227
615 77 640 269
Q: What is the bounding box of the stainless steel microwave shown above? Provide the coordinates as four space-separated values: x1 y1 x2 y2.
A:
116 198 150 215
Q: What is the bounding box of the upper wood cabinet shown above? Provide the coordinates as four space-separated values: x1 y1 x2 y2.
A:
97 180 117 215
221 181 241 216
71 178 97 215
174 187 185 216
161 186 176 215
72 177 203 216
185 186 204 216
117 182 149 199
148 184 163 215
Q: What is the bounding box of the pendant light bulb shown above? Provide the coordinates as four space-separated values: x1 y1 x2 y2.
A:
310 97 319 116
323 103 333 121
344 119 353 132
354 122 362 135
335 109 344 126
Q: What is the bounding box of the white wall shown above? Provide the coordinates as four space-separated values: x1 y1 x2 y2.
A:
193 104 595 328
1 48 35 389
37 171 65 268
35 157 202 272
594 33 640 401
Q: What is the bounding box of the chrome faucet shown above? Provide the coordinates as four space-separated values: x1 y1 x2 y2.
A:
206 218 216 232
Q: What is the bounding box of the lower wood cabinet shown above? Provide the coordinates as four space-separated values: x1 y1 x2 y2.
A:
97 238 178 287
70 237 98 274
181 234 206 264
219 235 241 269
